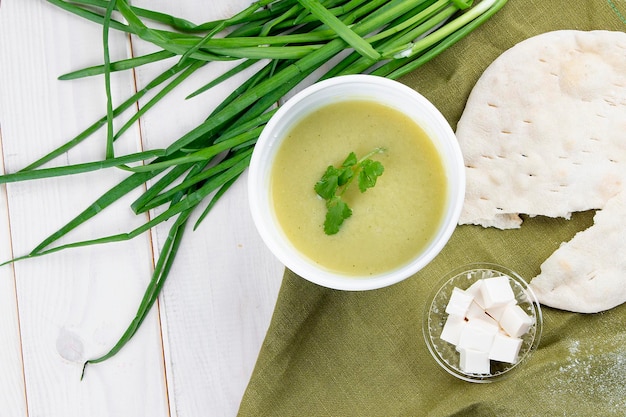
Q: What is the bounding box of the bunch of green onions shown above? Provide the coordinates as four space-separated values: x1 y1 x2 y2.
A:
0 0 507 375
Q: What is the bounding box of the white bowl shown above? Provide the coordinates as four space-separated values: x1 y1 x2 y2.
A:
248 74 465 290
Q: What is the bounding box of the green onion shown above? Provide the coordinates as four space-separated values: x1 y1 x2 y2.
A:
58 50 176 80
1 0 509 375
102 0 117 159
297 0 381 60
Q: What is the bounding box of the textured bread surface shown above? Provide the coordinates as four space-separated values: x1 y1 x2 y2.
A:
455 30 626 312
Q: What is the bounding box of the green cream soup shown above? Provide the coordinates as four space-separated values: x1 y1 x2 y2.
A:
270 100 447 276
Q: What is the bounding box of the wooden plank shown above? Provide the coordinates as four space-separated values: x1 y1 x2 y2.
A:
0 1 168 416
0 134 28 416
127 1 284 415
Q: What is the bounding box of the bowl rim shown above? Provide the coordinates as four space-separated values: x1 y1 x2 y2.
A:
422 262 543 382
248 74 466 291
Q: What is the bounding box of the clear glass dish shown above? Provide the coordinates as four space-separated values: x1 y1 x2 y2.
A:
423 263 543 383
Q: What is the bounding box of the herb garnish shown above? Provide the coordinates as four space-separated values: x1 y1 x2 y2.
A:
314 148 386 235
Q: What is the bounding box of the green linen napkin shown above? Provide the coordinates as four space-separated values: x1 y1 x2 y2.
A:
239 1 626 415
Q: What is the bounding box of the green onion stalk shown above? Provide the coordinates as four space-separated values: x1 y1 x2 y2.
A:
0 0 508 377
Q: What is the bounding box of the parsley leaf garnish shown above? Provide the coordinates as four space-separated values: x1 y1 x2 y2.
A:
324 196 352 235
314 148 386 235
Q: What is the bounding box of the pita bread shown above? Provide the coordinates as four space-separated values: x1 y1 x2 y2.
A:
454 30 626 313
529 189 626 313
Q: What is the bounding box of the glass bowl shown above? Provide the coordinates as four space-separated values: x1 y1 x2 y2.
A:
423 263 543 383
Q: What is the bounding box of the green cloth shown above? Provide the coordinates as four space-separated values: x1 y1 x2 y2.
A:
239 1 626 415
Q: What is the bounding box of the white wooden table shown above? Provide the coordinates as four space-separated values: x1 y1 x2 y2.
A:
0 1 284 416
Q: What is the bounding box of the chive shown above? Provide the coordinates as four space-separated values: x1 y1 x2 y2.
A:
259 4 302 36
46 0 133 34
367 0 452 44
193 173 241 230
202 44 325 60
82 205 191 379
103 0 116 159
130 162 196 214
185 59 260 100
4 0 509 370
58 50 176 80
297 0 381 60
0 150 165 184
66 0 201 32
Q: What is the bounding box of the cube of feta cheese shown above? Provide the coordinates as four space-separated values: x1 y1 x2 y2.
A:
471 309 500 328
465 280 486 308
489 333 523 364
499 304 534 338
440 314 467 345
466 300 487 320
445 287 474 317
485 300 515 322
459 348 491 374
479 276 515 308
456 318 499 353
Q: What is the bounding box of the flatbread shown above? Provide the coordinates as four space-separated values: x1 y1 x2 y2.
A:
529 189 626 313
455 30 626 313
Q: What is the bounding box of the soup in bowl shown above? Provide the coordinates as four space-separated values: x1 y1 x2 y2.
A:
248 75 465 290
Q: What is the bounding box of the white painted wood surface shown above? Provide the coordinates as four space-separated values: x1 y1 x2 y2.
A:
0 1 284 416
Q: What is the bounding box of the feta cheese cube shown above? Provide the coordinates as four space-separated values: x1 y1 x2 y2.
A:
459 348 491 374
465 280 486 308
445 287 474 317
500 304 534 338
466 300 489 320
457 318 499 353
440 314 467 345
480 276 515 308
471 309 500 328
489 333 523 363
485 300 515 322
